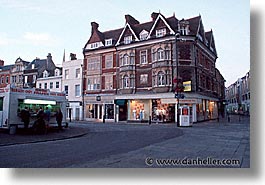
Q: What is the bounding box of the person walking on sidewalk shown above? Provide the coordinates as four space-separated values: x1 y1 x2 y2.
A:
21 107 30 130
44 107 51 126
56 108 63 130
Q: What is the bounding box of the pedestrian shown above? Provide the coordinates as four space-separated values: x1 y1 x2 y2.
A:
33 107 46 134
56 108 63 130
44 107 51 129
21 107 30 130
69 108 72 122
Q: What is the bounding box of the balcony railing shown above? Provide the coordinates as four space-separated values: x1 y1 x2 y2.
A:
119 65 135 72
152 60 171 68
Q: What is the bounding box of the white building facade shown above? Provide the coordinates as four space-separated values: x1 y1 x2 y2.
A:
62 57 83 121
36 68 62 92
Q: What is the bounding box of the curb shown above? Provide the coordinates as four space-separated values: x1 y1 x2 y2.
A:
0 130 89 147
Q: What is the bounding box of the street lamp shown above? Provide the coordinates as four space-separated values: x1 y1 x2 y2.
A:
81 64 85 121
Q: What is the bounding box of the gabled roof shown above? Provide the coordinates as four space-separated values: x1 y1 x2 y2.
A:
25 54 56 78
186 15 201 35
147 13 177 39
205 30 217 55
83 12 216 56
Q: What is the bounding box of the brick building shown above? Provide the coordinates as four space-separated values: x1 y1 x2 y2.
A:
226 71 250 115
83 12 225 123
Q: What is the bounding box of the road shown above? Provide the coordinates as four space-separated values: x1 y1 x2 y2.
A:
0 123 183 168
0 115 250 168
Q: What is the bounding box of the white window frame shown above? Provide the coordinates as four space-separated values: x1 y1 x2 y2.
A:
50 82 53 89
140 74 148 84
87 76 101 91
140 50 148 64
64 85 69 96
157 71 165 86
156 28 166 37
157 48 164 61
105 54 113 69
124 35 132 44
65 69 69 79
76 68 81 78
123 75 129 88
140 30 149 40
105 75 113 90
75 84 81 97
56 81 59 88
105 39 113 46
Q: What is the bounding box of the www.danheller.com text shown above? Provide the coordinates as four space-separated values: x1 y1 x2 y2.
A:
145 157 241 167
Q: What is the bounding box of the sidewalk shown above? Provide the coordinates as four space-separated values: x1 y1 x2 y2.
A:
0 125 89 147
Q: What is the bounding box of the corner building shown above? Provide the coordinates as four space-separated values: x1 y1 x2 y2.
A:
83 12 225 123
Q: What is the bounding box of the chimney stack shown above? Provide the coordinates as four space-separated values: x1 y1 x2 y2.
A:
91 22 99 34
151 12 159 21
125 14 139 25
70 53 77 61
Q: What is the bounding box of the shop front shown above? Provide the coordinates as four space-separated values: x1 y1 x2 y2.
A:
161 98 197 123
127 99 151 122
84 95 115 122
196 99 218 121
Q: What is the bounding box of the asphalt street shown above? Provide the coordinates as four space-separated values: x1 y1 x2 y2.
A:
0 124 183 168
0 115 250 168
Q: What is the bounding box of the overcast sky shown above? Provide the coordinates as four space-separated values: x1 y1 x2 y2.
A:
0 0 249 86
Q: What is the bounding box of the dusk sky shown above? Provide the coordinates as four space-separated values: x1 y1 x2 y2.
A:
0 0 249 86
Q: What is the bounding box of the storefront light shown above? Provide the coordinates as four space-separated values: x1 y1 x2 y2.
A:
24 99 56 105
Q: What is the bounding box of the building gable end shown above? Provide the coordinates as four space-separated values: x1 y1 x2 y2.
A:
147 14 175 39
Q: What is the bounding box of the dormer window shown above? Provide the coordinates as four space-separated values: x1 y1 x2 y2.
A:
91 42 98 48
43 70 48 78
140 30 148 40
105 39 113 46
124 35 132 44
180 26 189 35
156 28 166 38
55 69 60 76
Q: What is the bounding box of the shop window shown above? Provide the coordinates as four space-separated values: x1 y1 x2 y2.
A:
105 104 114 119
0 97 3 111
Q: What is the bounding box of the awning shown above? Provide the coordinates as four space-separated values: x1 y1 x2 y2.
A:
115 99 126 105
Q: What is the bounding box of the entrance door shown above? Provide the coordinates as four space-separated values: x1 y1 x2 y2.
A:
75 107 80 121
119 104 127 121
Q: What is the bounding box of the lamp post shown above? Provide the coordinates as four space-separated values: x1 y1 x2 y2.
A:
81 64 85 121
175 33 180 126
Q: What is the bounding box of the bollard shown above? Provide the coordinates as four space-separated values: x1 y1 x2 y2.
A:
103 115 105 123
149 116 151 125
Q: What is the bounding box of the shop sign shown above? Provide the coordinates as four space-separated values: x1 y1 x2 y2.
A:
183 81 192 92
96 95 101 101
9 87 65 97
